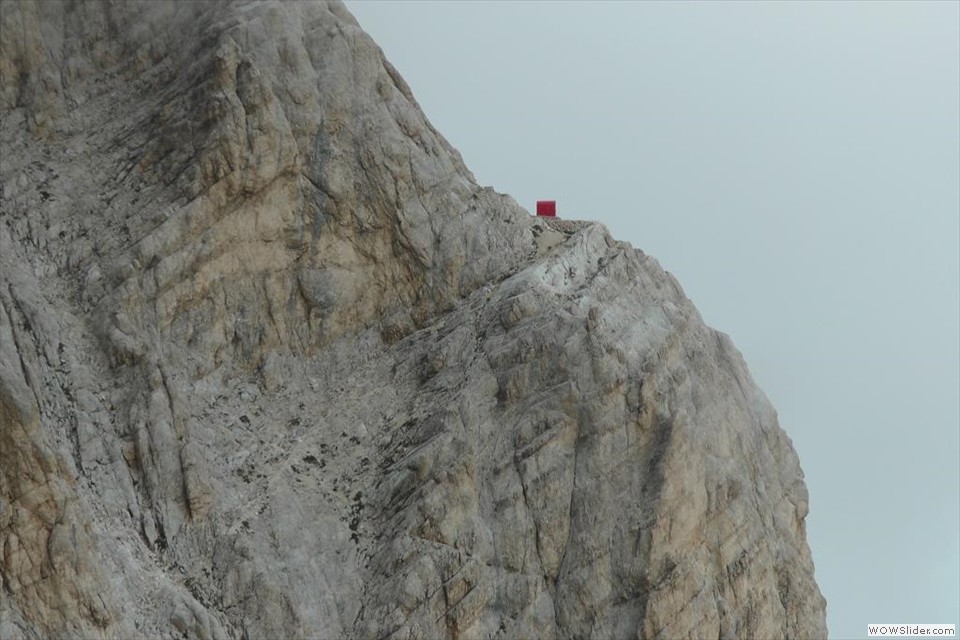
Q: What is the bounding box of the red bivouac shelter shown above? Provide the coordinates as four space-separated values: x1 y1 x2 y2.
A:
536 200 556 217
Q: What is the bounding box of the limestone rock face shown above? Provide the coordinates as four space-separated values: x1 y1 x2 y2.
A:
0 1 827 638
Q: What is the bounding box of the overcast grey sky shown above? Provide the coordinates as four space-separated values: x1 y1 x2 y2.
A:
345 1 960 638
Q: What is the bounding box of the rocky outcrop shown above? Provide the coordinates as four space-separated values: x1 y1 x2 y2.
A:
0 1 826 638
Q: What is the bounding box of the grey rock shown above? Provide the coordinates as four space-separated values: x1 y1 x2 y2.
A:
0 1 826 638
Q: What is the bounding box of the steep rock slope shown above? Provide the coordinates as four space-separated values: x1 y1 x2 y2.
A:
0 1 827 638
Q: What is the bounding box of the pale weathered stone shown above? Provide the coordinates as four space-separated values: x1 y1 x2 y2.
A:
0 1 826 638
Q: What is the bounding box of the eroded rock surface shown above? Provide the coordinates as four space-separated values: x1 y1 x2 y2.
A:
0 1 826 638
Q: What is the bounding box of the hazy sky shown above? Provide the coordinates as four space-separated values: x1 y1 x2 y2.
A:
345 2 960 638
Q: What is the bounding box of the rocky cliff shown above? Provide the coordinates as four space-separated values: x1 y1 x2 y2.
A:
0 1 827 638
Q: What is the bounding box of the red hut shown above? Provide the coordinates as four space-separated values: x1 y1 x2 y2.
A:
536 200 556 217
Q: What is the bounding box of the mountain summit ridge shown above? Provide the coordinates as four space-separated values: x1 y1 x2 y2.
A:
0 1 827 638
